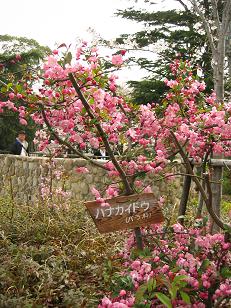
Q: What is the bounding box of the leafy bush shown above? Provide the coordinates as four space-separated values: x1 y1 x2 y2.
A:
0 197 124 307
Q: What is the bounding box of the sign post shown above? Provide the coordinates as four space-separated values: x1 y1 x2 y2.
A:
85 193 164 249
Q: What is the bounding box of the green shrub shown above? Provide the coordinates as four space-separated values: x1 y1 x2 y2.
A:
0 198 124 307
223 169 231 196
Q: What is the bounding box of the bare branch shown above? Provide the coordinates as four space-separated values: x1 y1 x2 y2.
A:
175 0 190 12
170 131 209 206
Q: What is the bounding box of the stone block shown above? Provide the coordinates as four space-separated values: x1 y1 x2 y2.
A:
80 182 89 196
64 160 73 171
71 182 80 193
29 162 36 170
85 174 94 184
11 176 18 187
4 157 12 168
23 161 28 169
74 159 87 167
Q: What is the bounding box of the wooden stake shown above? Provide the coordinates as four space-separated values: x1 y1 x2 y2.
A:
134 227 143 250
211 166 223 233
178 165 193 224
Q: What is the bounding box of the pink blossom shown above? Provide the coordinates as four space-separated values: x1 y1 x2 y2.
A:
15 54 22 61
75 167 89 174
101 297 112 306
131 260 141 270
112 54 123 66
19 118 27 125
9 92 15 100
106 186 119 198
119 290 126 296
173 223 183 232
158 196 165 206
164 78 179 88
17 93 23 99
134 180 142 187
91 187 101 199
89 137 99 149
144 186 152 193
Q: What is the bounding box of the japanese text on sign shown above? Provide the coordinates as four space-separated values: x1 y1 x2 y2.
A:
95 200 150 220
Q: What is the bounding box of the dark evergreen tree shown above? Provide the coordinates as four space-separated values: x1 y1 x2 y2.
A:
0 35 50 151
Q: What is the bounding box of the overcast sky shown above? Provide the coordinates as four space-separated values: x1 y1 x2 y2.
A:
1 0 141 47
0 0 180 82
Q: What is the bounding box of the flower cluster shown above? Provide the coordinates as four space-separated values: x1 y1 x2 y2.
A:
99 223 231 307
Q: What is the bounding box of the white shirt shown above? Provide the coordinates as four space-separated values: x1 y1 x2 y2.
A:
100 149 106 157
17 138 28 156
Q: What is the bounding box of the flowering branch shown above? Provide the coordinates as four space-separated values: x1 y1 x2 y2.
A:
68 72 134 195
41 108 108 170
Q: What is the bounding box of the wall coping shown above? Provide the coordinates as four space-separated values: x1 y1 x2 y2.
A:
0 154 106 165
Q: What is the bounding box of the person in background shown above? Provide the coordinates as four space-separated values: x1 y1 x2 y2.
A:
10 130 29 156
94 146 108 160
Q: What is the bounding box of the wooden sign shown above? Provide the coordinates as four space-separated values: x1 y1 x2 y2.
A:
84 193 164 233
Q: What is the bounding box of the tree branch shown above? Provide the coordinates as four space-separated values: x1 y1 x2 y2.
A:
189 0 216 54
175 0 190 12
211 0 221 33
68 73 133 195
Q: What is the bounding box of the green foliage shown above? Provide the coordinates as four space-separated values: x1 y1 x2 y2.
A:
0 34 50 68
128 79 168 104
110 274 134 297
0 197 124 307
155 293 172 308
134 275 190 307
223 169 231 195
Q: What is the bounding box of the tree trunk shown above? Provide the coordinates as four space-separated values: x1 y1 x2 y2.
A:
213 38 225 102
210 36 225 230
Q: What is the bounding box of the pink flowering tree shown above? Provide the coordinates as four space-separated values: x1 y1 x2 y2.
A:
0 42 231 241
98 223 231 307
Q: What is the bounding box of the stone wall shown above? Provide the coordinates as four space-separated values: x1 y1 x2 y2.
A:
0 154 183 205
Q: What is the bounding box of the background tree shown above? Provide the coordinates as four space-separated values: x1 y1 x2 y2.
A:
114 0 231 104
188 0 231 102
0 35 50 151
